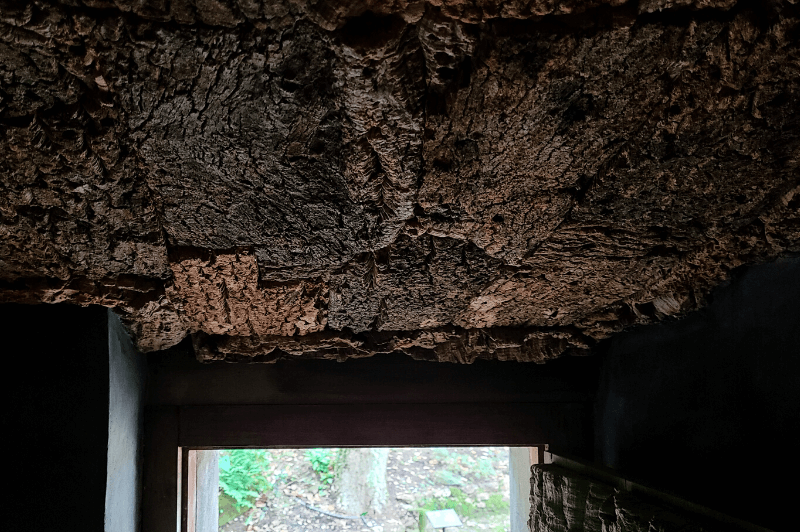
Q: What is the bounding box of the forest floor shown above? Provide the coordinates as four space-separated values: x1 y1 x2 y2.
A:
219 447 511 532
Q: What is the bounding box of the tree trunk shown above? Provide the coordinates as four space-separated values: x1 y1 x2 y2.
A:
334 448 389 516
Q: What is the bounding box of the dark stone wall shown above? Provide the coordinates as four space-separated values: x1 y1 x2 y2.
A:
0 303 109 530
595 256 800 530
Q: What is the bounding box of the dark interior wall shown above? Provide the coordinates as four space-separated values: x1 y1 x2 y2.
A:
147 347 601 455
11 253 797 531
0 303 109 530
147 347 600 406
595 256 800 530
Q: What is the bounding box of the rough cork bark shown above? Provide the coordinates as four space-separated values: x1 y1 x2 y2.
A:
1 0 799 361
530 464 730 532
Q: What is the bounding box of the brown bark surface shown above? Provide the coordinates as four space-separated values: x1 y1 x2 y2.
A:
1 0 799 361
530 464 730 531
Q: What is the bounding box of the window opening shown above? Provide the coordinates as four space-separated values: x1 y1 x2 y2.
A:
217 447 513 532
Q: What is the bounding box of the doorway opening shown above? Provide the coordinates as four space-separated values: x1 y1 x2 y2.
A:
217 447 512 532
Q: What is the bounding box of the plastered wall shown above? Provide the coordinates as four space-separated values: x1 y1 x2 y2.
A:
106 310 147 532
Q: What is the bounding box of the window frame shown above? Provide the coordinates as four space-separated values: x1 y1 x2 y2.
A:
142 402 583 532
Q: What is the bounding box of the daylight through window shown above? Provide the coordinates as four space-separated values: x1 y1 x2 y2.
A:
218 447 512 532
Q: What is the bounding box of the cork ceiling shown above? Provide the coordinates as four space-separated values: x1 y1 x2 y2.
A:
1 0 798 362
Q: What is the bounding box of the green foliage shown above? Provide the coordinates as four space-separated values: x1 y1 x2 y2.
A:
475 457 497 479
416 488 477 531
485 493 510 513
415 488 510 531
432 447 451 460
434 469 466 486
218 449 272 511
436 450 497 481
218 493 246 527
272 469 289 490
305 448 337 493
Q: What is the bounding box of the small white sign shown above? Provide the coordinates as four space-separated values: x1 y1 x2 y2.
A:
425 509 463 529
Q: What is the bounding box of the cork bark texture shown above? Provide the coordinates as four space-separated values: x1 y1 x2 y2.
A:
530 464 730 532
1 0 799 361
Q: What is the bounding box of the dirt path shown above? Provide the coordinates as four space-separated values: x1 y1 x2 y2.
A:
220 447 510 532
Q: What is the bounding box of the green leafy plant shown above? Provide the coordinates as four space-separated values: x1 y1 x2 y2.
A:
435 469 466 486
441 451 498 481
416 488 478 530
415 488 510 530
432 447 451 460
475 457 497 479
305 448 337 493
485 493 510 514
218 449 272 511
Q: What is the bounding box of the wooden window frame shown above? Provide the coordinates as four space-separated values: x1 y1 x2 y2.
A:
142 402 588 532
